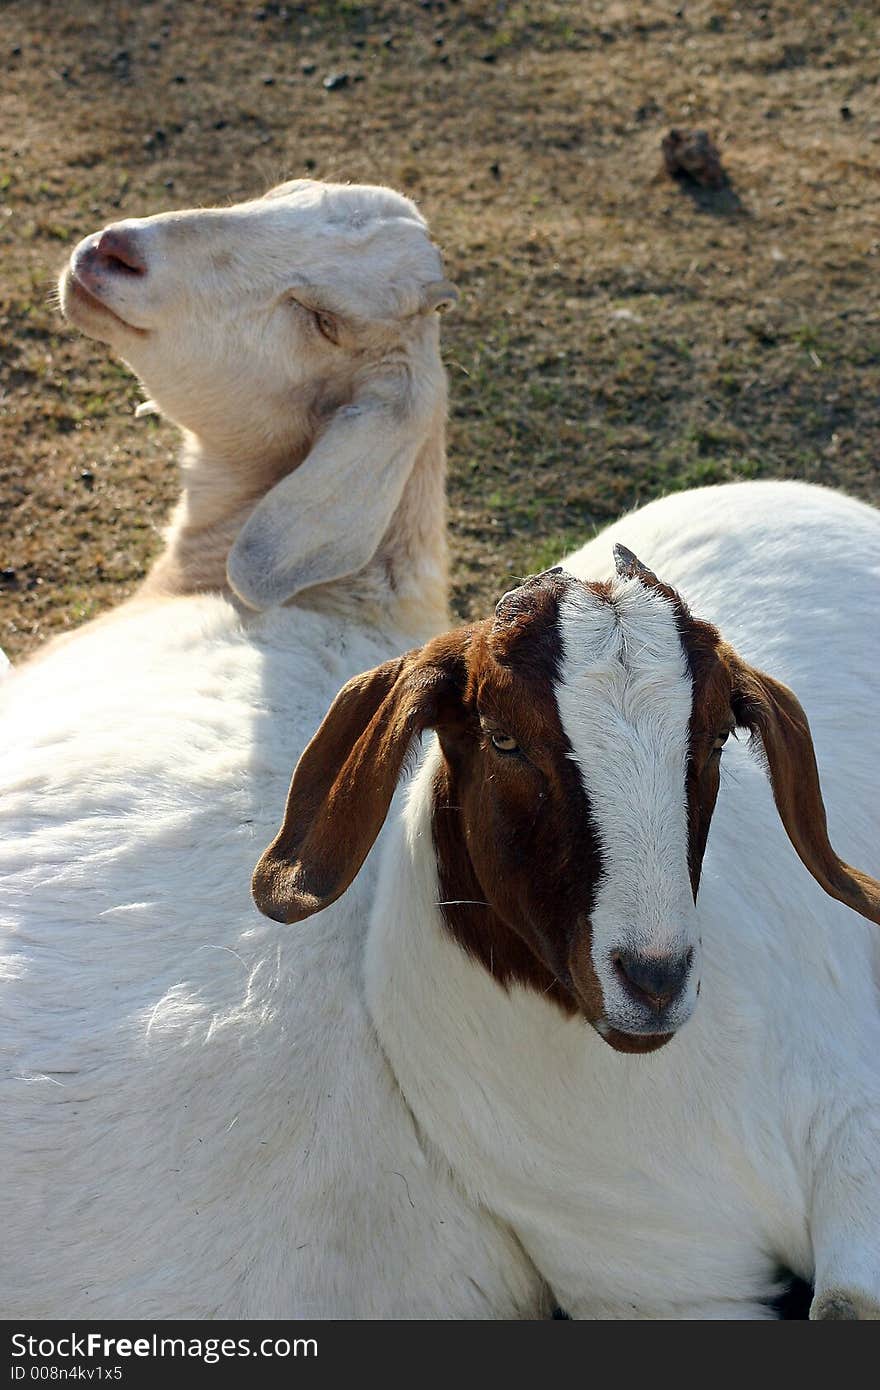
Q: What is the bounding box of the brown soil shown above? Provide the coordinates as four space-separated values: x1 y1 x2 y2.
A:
1 0 878 657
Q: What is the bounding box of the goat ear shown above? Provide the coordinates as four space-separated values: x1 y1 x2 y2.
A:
731 655 880 926
227 367 434 610
252 629 473 924
419 279 458 314
613 543 659 585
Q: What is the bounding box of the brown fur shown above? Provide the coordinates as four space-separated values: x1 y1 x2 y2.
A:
431 592 606 1019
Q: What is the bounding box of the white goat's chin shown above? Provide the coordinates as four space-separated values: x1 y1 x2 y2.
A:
59 269 146 340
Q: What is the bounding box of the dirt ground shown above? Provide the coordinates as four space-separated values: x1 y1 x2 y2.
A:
1 0 878 658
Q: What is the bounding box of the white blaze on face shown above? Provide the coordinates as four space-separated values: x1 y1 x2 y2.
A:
554 579 700 1034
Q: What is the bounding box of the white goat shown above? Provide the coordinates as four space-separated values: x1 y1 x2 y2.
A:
256 479 880 1319
0 180 546 1319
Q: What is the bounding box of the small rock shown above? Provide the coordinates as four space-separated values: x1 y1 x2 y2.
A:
635 99 660 123
262 74 275 85
481 52 498 64
164 179 175 190
840 105 853 121
10 44 22 57
172 73 186 84
322 71 349 91
304 158 316 171
0 568 18 586
80 469 95 489
490 161 501 179
381 34 394 48
213 118 228 130
301 61 316 75
661 128 727 189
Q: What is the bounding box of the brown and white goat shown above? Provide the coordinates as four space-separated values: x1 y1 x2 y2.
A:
254 480 880 1318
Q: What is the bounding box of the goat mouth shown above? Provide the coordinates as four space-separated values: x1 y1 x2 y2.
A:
592 1017 676 1055
61 268 148 338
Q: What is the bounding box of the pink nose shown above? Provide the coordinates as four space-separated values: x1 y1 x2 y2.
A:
93 227 147 275
72 225 148 301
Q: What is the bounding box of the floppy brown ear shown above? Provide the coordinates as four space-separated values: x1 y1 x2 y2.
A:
252 630 473 924
731 655 880 926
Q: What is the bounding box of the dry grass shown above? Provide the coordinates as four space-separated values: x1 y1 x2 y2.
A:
1 0 878 656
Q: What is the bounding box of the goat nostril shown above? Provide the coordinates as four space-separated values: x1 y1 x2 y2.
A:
612 948 693 1011
95 228 147 276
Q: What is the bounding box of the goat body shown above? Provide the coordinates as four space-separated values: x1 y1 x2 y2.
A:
0 597 541 1317
0 181 544 1319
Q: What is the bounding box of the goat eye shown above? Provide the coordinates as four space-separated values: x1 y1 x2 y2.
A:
286 297 338 343
313 310 338 343
490 731 519 753
712 730 730 754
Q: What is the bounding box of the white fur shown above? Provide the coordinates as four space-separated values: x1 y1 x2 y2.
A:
555 583 699 1035
0 183 545 1319
366 480 880 1319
